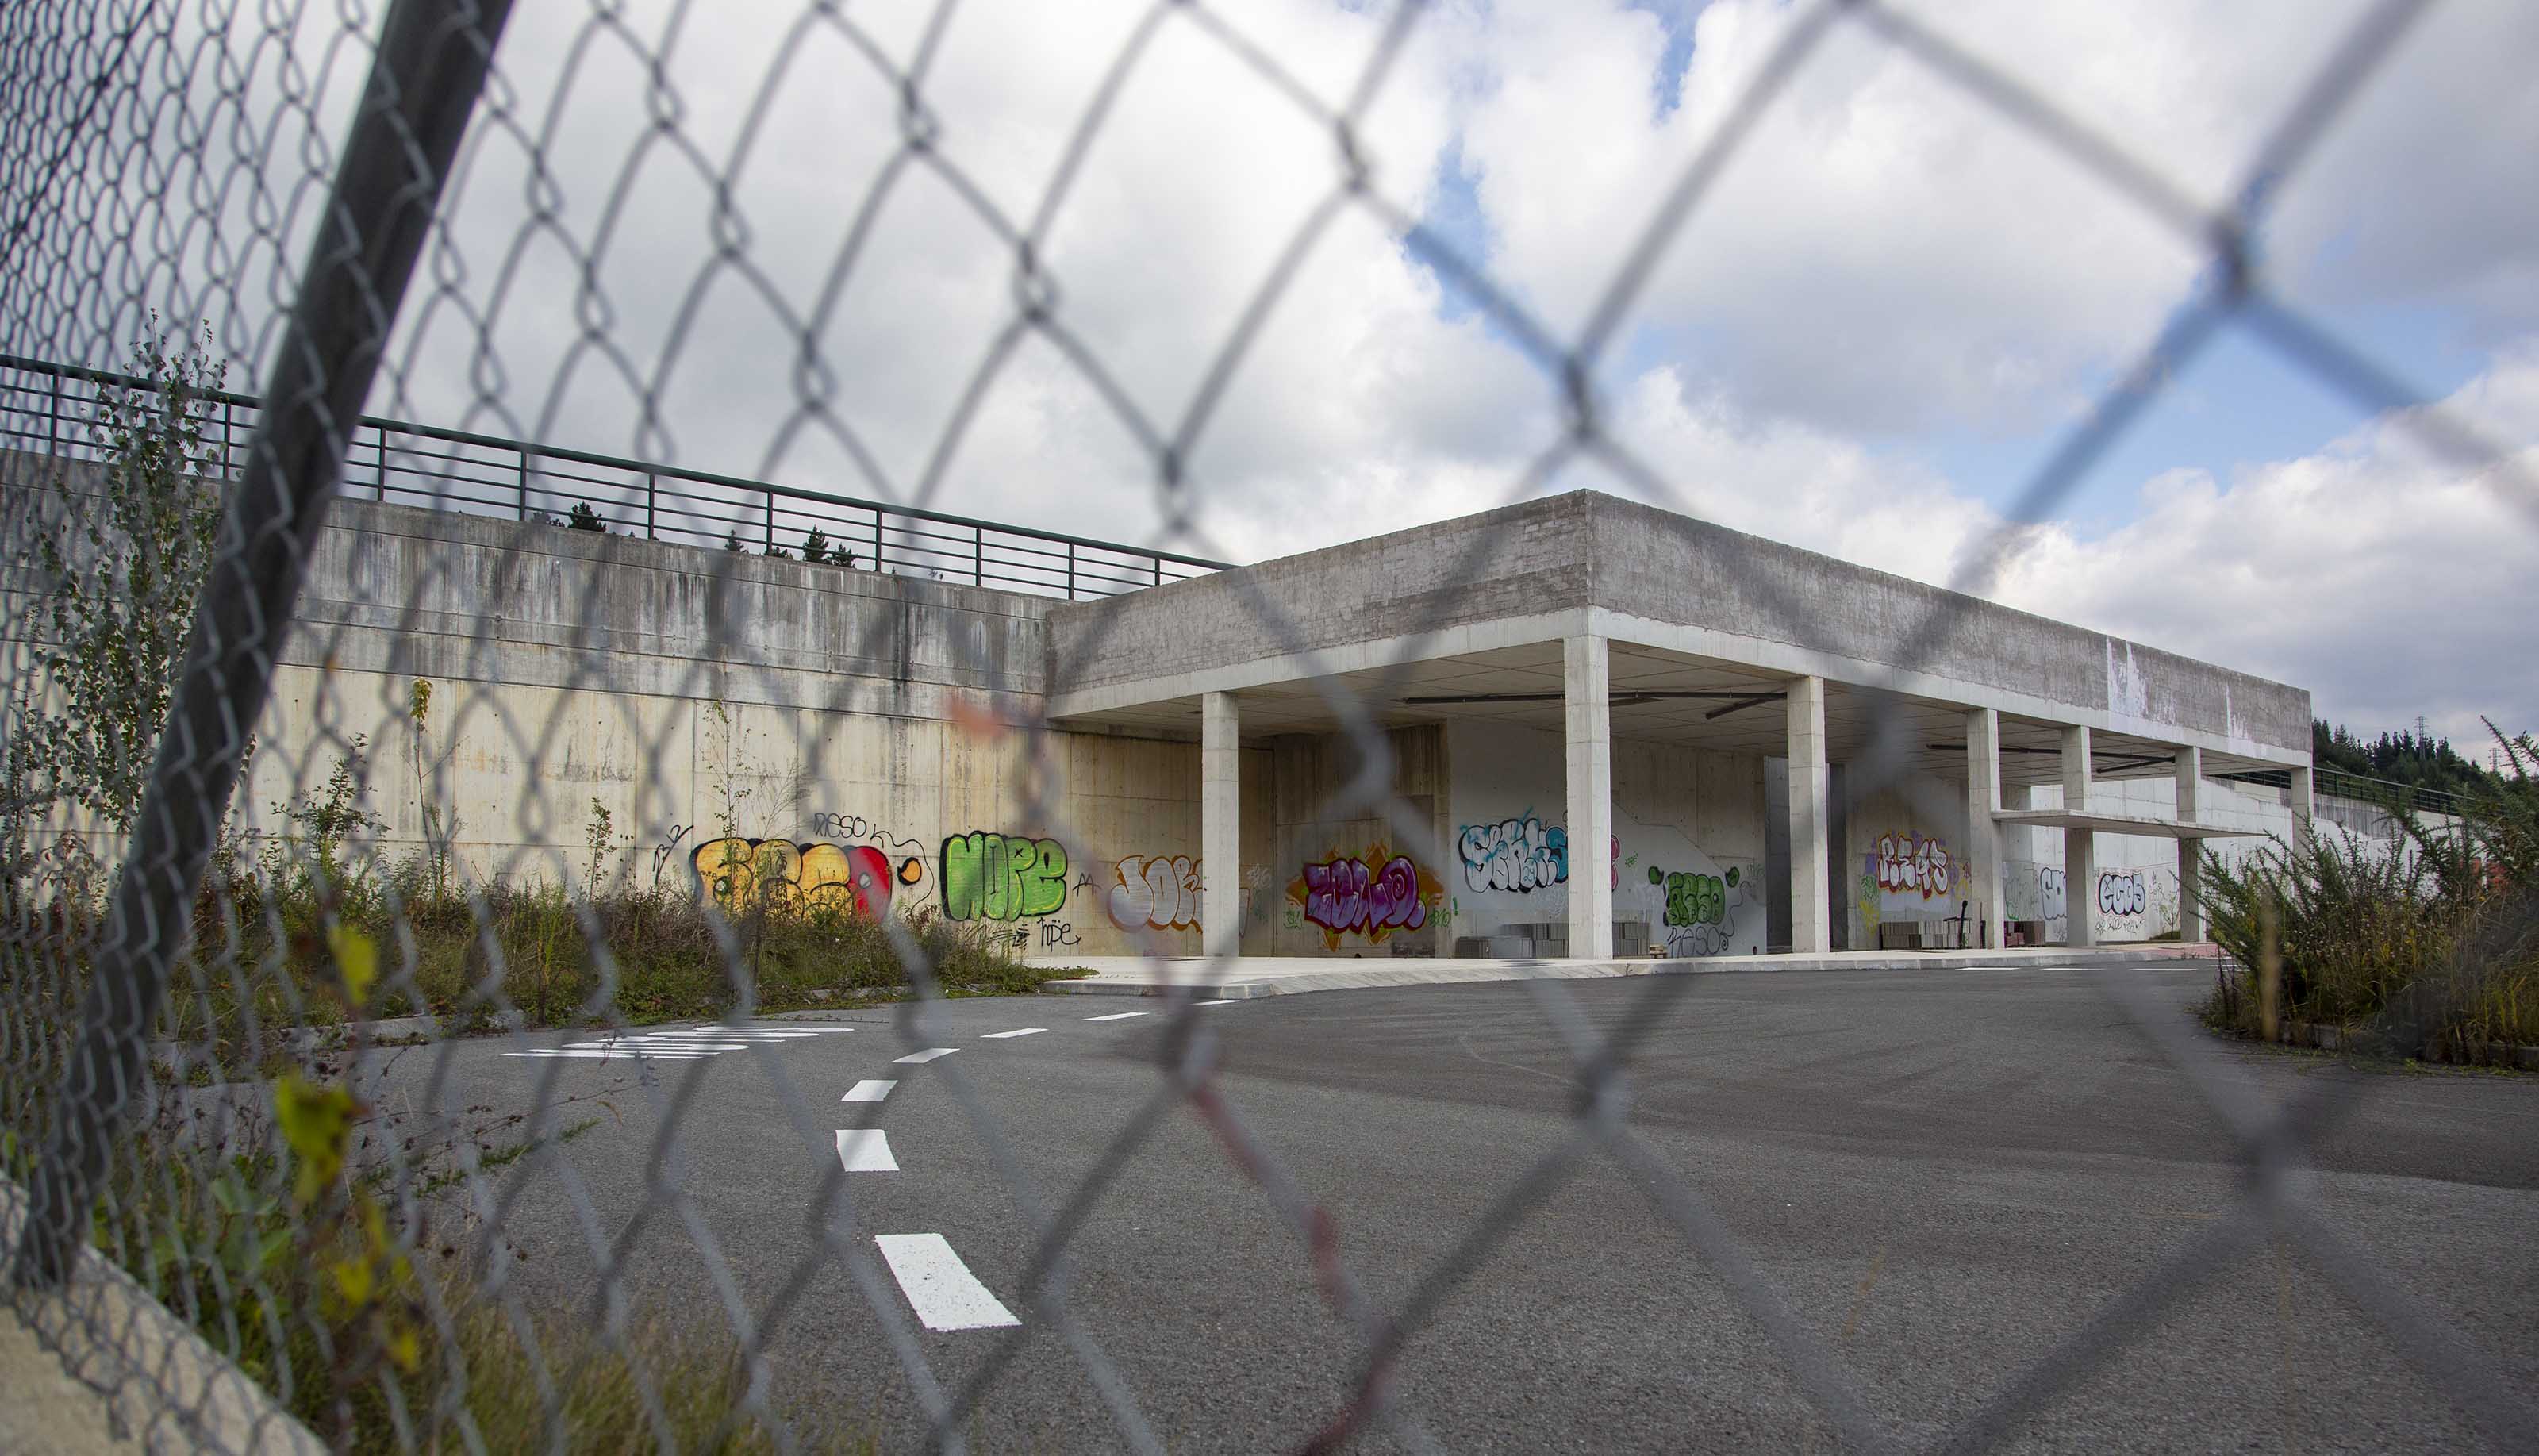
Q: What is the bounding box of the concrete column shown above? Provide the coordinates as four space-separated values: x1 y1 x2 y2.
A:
1564 634 1615 959
2288 764 2316 851
2061 724 2095 947
2174 745 2204 943
1965 708 2003 951
1201 691 1240 957
1787 676 1830 955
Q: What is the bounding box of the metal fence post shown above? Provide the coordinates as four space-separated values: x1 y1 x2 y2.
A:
646 471 656 539
763 490 774 553
974 525 984 587
376 426 389 499
1067 540 1077 600
10 0 517 1289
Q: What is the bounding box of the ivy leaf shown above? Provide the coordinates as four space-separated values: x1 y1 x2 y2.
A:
275 1074 360 1205
328 924 378 1011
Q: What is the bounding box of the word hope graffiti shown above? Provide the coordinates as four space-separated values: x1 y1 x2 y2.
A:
1455 815 1568 893
1108 854 1203 930
942 831 1069 922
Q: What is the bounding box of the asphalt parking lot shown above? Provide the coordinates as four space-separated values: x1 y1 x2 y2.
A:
375 959 2539 1453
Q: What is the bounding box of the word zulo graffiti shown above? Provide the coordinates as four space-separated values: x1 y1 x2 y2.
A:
1288 848 1441 949
1649 862 1748 956
942 832 1070 922
693 837 919 917
1871 832 1956 900
1455 816 1568 893
2096 870 2148 917
1108 855 1203 930
1656 863 1737 927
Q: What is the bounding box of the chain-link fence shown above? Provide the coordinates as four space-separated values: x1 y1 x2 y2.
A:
3 0 2534 1450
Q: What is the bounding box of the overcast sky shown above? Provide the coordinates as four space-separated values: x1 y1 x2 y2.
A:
77 0 2539 751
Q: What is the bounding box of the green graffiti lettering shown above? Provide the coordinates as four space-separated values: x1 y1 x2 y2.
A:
1661 870 1727 927
940 831 1070 921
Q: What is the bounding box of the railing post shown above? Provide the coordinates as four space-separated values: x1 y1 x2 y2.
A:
517 444 531 520
645 472 656 539
1154 554 1162 586
874 506 884 574
1066 540 1076 601
375 426 388 499
763 490 774 554
974 525 984 587
48 369 61 453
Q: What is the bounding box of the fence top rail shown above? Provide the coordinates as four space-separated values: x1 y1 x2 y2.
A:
2218 763 2468 817
0 351 1234 577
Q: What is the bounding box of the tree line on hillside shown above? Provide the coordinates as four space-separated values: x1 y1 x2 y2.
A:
2312 718 2530 800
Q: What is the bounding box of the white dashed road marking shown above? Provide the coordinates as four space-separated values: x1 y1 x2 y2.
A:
980 1027 1046 1039
840 1079 897 1102
874 1234 1020 1331
1194 998 1239 1006
835 1129 900 1172
893 1047 958 1065
1082 1012 1150 1022
505 1025 852 1060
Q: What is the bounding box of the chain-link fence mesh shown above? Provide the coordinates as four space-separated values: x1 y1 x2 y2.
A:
3 0 2534 1450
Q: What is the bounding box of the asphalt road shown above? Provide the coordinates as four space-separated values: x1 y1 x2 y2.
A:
370 962 2539 1454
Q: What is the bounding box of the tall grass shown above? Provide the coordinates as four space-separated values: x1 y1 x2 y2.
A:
2202 721 2539 1058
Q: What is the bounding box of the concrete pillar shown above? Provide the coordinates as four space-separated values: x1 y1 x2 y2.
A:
2174 745 2204 943
1563 635 1615 959
1965 708 2003 951
2061 724 2095 948
1201 691 1240 957
2288 764 2315 852
1787 676 1830 955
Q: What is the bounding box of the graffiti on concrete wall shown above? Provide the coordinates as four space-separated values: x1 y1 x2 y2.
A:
1869 832 1960 902
1108 854 1204 931
693 836 922 918
1288 846 1442 949
1456 815 1568 893
1647 862 1751 957
2096 870 2148 918
2038 866 2068 942
941 831 1070 922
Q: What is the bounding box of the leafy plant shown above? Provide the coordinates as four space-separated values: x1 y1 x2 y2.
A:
565 500 609 532
4 321 233 880
801 527 858 568
264 736 392 909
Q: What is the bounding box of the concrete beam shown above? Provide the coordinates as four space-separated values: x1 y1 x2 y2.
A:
1201 691 1240 957
1965 707 2004 951
2061 724 2095 948
2175 745 2204 943
1788 676 1830 954
1565 635 1615 959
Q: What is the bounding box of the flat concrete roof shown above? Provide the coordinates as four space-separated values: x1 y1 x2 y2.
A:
1047 490 2310 777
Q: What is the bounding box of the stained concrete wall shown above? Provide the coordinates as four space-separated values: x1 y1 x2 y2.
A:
1440 721 1767 958
1049 490 2313 760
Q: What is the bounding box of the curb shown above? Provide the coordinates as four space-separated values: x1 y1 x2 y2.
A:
0 1177 325 1455
1037 946 2203 1001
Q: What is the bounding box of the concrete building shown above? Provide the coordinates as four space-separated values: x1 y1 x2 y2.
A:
6 461 2328 962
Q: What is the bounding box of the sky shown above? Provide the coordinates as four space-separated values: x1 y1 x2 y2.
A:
55 0 2539 752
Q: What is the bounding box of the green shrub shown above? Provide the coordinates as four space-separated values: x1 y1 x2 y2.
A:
2202 720 2539 1058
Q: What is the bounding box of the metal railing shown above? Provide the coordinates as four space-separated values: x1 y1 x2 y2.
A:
0 352 1229 601
2220 764 2468 818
